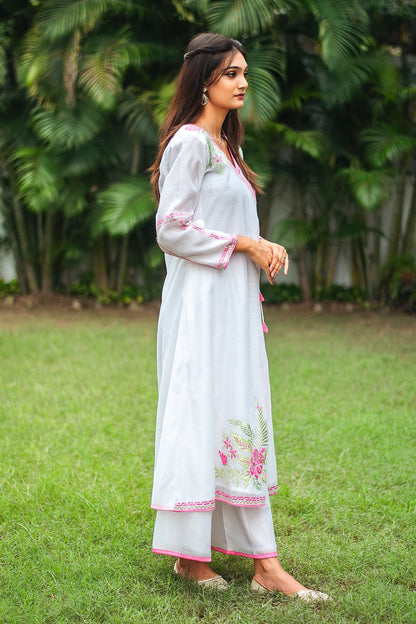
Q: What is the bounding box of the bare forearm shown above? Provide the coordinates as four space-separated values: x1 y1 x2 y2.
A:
235 235 256 254
234 235 289 284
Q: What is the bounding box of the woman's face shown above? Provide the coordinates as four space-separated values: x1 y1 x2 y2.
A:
206 51 248 112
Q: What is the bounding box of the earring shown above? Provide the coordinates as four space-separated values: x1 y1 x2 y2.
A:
201 89 208 106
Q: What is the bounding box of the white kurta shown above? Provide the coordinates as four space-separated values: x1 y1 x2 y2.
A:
151 124 278 516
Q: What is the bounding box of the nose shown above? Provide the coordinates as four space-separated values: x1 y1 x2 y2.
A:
240 74 248 89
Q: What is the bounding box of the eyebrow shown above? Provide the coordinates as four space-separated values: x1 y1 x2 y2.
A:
224 65 248 71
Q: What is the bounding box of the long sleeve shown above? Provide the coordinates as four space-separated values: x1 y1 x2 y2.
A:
156 129 237 270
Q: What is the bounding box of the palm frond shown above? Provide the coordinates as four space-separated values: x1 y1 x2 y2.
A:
56 182 88 216
241 44 283 127
361 124 416 167
242 68 281 127
173 0 209 22
17 31 65 102
32 104 106 148
247 41 285 78
397 86 416 104
333 219 386 241
61 140 117 177
13 147 62 212
157 82 179 127
272 123 329 159
278 83 318 112
240 133 273 186
118 89 159 142
308 0 369 70
35 0 140 41
79 33 171 110
208 0 286 37
339 168 390 211
97 176 156 235
272 218 316 249
0 25 9 86
321 52 387 107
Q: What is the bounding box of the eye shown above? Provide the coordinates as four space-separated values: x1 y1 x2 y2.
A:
226 71 236 78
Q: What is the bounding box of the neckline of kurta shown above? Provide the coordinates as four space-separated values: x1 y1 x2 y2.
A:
183 124 256 201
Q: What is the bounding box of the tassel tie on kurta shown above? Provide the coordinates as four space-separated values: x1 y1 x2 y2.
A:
259 292 268 333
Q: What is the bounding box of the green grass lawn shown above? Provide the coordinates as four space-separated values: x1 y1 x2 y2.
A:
1 307 415 623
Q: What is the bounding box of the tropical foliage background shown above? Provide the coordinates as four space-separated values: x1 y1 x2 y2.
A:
1 0 415 308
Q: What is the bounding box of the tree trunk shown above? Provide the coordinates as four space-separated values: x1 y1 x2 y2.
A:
12 195 39 293
325 243 341 289
116 234 128 294
259 184 274 238
93 238 109 290
293 179 311 302
386 164 407 264
372 209 382 299
401 169 416 256
41 210 53 293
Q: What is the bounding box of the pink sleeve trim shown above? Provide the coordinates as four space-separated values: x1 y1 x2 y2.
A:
217 236 238 270
157 211 237 270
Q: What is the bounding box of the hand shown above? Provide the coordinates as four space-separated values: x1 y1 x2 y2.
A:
260 237 289 281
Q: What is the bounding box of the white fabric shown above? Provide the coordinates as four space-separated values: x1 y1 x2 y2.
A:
151 124 278 515
153 499 277 561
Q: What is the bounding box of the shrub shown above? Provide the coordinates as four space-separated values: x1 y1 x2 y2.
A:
314 284 366 303
0 279 21 297
261 283 302 304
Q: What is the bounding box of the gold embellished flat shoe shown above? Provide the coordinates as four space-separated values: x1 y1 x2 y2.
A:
251 577 330 602
174 560 229 590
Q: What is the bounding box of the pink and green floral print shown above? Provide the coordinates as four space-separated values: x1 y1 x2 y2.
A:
215 403 269 491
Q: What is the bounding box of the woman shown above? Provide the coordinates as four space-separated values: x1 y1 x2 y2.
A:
149 33 329 602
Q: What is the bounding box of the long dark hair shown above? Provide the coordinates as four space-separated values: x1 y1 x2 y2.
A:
150 33 262 200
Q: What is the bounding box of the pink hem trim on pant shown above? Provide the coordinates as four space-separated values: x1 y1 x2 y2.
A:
211 546 278 559
152 548 211 562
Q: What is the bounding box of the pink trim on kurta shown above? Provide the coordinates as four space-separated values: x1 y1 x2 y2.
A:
186 123 256 200
153 548 211 562
152 501 215 512
211 546 278 559
228 150 256 200
156 211 237 270
182 123 204 133
215 491 266 507
157 212 232 243
218 236 238 269
152 487 278 513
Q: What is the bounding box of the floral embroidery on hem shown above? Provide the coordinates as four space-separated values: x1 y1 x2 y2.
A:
215 402 269 491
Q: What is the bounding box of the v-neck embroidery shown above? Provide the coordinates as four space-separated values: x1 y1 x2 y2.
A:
184 124 256 200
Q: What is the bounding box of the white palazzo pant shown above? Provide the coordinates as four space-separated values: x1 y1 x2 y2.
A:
153 497 277 562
